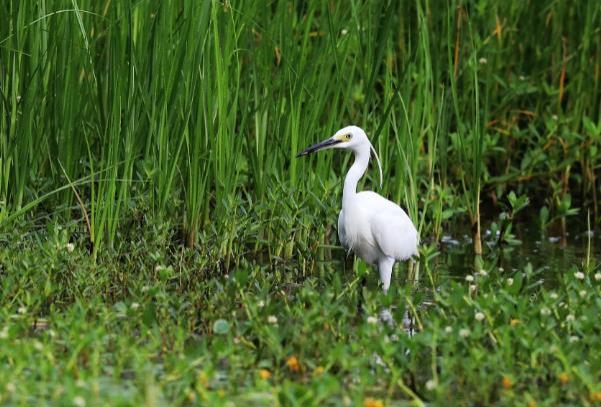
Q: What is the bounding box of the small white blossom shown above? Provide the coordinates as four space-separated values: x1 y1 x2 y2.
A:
574 272 585 280
465 275 474 282
498 267 504 272
66 243 75 253
552 114 558 121
519 75 526 81
267 315 278 324
73 396 86 407
475 312 485 321
469 284 477 293
506 278 514 286
426 379 437 390
478 269 488 277
154 265 164 272
33 341 44 351
579 290 586 298
566 314 575 322
549 292 558 300
341 28 348 36
0 327 9 339
130 302 140 310
257 300 265 308
594 272 601 281
367 316 378 325
18 306 27 314
459 328 470 338
569 336 579 343
478 57 488 65
540 307 551 316
444 326 452 334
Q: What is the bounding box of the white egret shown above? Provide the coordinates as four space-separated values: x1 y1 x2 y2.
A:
297 125 419 295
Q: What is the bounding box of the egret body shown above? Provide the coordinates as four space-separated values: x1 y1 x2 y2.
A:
297 126 419 293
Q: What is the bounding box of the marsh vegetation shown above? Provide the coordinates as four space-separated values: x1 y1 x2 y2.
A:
1 0 600 405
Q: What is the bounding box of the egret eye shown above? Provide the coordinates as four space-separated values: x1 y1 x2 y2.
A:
346 134 353 141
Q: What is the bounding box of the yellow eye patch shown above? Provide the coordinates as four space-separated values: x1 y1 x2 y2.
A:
335 133 352 142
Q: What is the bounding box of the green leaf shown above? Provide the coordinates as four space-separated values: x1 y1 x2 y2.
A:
213 319 230 335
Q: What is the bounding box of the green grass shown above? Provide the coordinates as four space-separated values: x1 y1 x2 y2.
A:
0 216 600 405
1 0 601 404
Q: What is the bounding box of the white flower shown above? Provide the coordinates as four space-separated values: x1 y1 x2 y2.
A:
73 396 86 407
18 306 27 314
154 265 164 272
0 327 9 339
549 292 558 300
475 312 485 321
574 272 585 280
465 275 474 282
498 267 504 272
367 316 378 325
444 326 452 334
426 379 437 390
257 300 265 308
267 315 278 324
569 336 579 343
552 114 558 121
506 278 514 286
33 341 44 351
459 328 470 338
566 314 575 322
469 284 477 293
341 28 348 36
579 290 586 298
478 269 488 277
519 75 526 81
594 272 601 281
130 302 140 310
540 307 551 316
66 243 75 253
478 57 488 65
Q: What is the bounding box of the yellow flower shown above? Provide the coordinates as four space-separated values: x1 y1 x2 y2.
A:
510 319 520 327
258 369 271 380
590 391 601 401
558 372 569 384
502 376 513 389
363 398 384 407
197 371 208 388
313 366 325 376
527 400 537 407
286 355 300 372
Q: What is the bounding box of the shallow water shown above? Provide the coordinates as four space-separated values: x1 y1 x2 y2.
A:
439 219 600 282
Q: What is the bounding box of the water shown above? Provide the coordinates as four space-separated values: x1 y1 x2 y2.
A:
439 219 600 282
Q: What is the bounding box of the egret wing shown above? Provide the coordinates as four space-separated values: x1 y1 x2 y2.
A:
370 204 419 261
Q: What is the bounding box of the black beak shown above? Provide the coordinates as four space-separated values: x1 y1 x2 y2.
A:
296 138 341 158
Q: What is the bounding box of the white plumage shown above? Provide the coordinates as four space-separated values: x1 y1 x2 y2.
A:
298 125 419 293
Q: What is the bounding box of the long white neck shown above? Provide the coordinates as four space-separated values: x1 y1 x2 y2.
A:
343 146 370 207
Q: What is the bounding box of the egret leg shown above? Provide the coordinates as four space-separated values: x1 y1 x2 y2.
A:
378 257 395 294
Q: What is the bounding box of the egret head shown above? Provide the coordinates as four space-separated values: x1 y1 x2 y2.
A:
296 125 383 187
